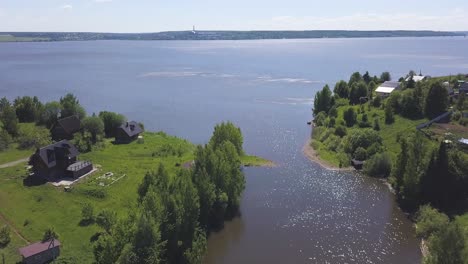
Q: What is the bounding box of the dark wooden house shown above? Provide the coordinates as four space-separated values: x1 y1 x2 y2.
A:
29 140 93 179
19 239 60 264
51 115 81 140
115 121 143 143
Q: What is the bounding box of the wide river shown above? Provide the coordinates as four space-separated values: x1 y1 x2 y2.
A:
2 37 468 263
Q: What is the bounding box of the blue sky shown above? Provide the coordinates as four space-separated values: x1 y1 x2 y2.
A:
1 0 467 32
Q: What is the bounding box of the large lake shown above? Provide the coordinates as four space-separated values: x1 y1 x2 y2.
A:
2 37 468 263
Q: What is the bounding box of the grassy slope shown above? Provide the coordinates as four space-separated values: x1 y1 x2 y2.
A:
312 103 427 166
0 132 271 262
0 144 33 165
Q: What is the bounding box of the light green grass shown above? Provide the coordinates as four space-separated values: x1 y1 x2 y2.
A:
0 144 33 165
0 216 26 264
241 155 275 167
0 35 50 42
0 131 270 262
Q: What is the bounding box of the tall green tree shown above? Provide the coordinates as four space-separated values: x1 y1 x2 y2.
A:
348 72 362 86
333 80 349 99
0 103 19 137
60 93 86 119
343 107 357 127
425 82 449 119
380 72 391 82
82 115 105 144
40 101 62 128
425 222 466 264
14 96 43 123
99 111 125 138
208 122 244 156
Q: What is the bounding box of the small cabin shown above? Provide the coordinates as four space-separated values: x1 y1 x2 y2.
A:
115 121 143 144
51 115 81 140
19 239 60 264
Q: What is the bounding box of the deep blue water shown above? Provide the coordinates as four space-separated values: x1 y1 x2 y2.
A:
1 37 468 263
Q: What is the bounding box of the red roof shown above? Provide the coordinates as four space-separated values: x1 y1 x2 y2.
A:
19 239 60 258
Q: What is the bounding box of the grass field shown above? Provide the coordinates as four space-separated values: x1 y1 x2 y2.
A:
0 131 271 262
0 144 33 165
0 35 50 42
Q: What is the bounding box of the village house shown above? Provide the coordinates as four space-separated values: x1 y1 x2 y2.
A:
29 140 93 179
18 239 60 264
50 115 81 140
460 82 468 94
115 121 143 143
405 75 428 82
375 81 401 98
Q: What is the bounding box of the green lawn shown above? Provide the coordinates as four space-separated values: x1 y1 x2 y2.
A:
0 131 270 262
0 144 33 165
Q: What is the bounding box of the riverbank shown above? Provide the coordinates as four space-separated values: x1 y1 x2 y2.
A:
302 139 353 171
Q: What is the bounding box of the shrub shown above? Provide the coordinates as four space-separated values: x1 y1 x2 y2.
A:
328 117 336 128
0 129 12 151
344 107 357 127
334 125 347 138
363 152 392 177
415 205 449 239
344 128 382 155
328 106 338 118
42 227 59 242
82 203 95 221
353 147 367 160
314 112 327 127
324 134 341 152
373 118 381 131
17 124 51 149
385 103 395 124
96 210 117 234
452 111 461 121
460 118 468 127
79 187 107 199
0 225 11 248
372 96 382 108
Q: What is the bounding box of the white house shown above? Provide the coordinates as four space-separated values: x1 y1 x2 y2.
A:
375 81 401 97
405 75 428 82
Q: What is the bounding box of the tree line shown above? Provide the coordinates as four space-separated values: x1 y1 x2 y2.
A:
0 94 131 153
90 122 246 264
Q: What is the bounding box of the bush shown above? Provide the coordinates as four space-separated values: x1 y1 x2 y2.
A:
328 117 336 128
82 203 95 221
353 147 367 160
0 129 12 151
0 225 11 248
372 96 382 108
334 125 347 138
415 205 449 239
460 118 468 127
17 124 51 149
363 152 392 177
96 210 117 234
42 227 59 242
344 107 357 127
373 118 381 131
452 111 461 121
344 128 382 155
79 187 107 199
314 112 327 127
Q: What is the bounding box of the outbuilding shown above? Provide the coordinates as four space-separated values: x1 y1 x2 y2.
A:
51 115 81 140
375 81 401 97
18 239 60 264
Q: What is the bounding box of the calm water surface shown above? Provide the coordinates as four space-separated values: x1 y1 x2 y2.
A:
2 37 468 263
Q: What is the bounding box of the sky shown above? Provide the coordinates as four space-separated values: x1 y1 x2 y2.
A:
0 0 467 32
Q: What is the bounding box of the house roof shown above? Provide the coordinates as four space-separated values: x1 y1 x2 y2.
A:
118 121 143 137
35 140 80 168
459 138 468 145
460 82 468 90
375 86 396 94
19 239 60 259
405 75 426 82
55 115 81 134
379 81 401 88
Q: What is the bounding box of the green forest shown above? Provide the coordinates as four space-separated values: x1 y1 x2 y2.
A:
311 71 468 263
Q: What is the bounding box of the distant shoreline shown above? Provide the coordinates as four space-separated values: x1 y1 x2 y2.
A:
0 30 465 42
302 139 353 171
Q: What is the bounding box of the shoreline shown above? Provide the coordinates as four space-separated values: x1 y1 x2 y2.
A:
302 139 354 171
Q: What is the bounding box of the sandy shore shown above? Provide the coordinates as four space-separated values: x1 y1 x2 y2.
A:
302 139 353 171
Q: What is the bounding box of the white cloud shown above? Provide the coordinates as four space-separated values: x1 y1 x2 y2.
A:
251 9 468 31
62 4 73 11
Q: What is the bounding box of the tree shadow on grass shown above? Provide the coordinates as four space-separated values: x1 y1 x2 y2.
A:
90 232 102 243
79 219 94 227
